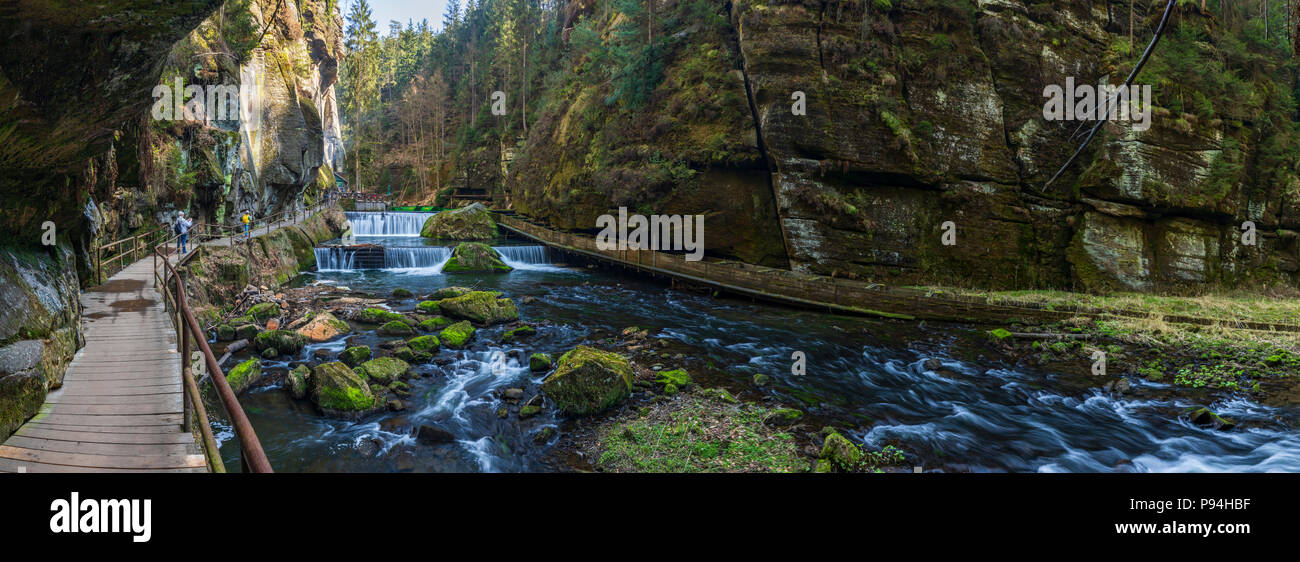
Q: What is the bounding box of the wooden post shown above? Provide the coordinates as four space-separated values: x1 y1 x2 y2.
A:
181 309 191 433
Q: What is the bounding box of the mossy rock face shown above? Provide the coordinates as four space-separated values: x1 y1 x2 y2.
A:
439 321 476 348
379 320 415 336
431 286 473 299
254 330 305 354
358 307 406 325
340 346 371 367
441 242 512 274
418 316 453 331
287 364 310 400
310 361 383 415
234 324 259 340
407 334 440 353
820 432 862 470
295 311 350 342
420 203 498 240
354 356 411 384
437 291 519 325
501 325 535 343
541 346 633 415
655 368 691 387
226 358 262 395
529 352 553 372
248 302 282 321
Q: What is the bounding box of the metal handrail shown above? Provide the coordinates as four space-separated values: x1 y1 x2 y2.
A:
154 245 272 473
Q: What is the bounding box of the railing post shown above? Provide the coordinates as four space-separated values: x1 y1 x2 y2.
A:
181 306 191 434
175 274 183 353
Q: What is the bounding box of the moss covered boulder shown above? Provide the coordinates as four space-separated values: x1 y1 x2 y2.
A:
379 320 415 336
295 311 350 342
286 364 310 400
419 316 453 331
431 286 473 299
358 307 407 325
501 325 535 343
394 347 432 364
655 368 691 387
234 324 259 340
439 321 476 348
407 335 440 353
216 324 236 341
420 203 498 240
226 358 262 395
437 291 519 325
541 346 633 415
310 362 383 417
254 330 305 354
416 300 441 314
340 346 371 367
529 352 553 372
248 302 282 321
820 432 862 470
355 357 411 384
442 243 512 274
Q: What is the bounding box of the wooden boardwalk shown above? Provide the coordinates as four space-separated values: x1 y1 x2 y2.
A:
0 206 327 472
0 253 204 472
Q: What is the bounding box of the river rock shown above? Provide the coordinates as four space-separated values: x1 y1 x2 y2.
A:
248 302 282 321
286 364 310 399
419 202 497 240
226 358 262 394
407 335 440 353
416 424 457 444
439 321 476 348
437 291 518 325
379 320 415 336
254 329 305 354
310 361 383 416
442 242 512 273
820 432 862 470
295 311 351 342
529 352 553 372
355 356 410 384
541 345 633 415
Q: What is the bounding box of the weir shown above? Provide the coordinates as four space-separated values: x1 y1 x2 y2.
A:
344 211 434 236
313 244 548 271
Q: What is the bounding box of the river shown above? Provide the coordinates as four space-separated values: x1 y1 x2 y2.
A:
213 211 1300 472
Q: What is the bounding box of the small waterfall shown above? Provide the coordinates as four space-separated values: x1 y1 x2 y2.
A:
314 247 356 271
493 245 550 267
385 247 452 270
344 211 434 236
314 246 451 271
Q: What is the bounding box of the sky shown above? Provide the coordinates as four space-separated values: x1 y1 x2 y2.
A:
361 0 452 33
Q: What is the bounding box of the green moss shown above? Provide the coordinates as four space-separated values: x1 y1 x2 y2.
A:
354 356 410 384
820 432 862 470
988 328 1013 340
358 307 406 325
379 320 415 335
247 302 281 321
407 334 440 353
437 291 519 325
655 368 691 387
416 300 441 314
701 387 738 404
529 352 553 372
253 330 305 353
501 325 536 343
226 358 261 394
542 345 634 415
339 346 371 367
439 321 476 348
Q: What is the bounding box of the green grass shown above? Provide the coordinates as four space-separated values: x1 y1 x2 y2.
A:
593 394 803 473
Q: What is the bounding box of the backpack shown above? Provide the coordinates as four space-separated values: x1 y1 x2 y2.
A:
174 220 182 235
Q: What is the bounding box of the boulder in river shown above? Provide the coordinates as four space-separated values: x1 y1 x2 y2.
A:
437 291 518 325
287 364 310 399
295 311 351 342
379 320 415 336
820 432 862 470
248 302 282 321
541 345 633 415
419 203 498 240
407 335 440 353
225 358 262 395
431 286 473 299
1187 407 1236 431
529 352 553 372
442 242 512 273
419 316 453 331
357 307 407 325
416 424 457 444
355 356 410 384
310 362 383 417
254 330 305 354
439 321 476 348
340 345 371 367
501 325 535 343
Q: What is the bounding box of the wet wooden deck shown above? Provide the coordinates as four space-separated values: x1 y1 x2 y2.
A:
0 253 205 472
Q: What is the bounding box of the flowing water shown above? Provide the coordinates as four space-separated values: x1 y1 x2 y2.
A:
215 212 1300 473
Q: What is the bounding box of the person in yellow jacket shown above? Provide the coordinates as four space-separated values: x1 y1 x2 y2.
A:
241 211 251 239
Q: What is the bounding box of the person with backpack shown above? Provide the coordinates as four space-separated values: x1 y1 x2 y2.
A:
175 212 192 255
241 211 251 239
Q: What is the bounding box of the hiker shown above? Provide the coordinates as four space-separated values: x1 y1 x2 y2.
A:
175 212 192 254
241 211 251 239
